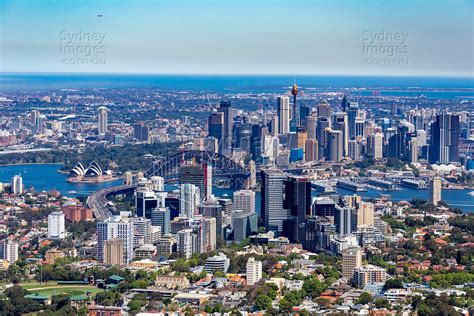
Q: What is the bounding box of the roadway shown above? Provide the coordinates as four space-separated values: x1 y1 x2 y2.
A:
86 185 136 220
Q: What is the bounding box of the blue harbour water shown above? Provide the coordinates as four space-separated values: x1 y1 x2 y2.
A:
0 164 472 213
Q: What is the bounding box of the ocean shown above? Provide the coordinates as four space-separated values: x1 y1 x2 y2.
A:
0 73 473 98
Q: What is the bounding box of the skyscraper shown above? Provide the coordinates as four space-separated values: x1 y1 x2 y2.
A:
342 247 362 280
218 101 233 152
97 216 134 263
98 106 108 136
0 239 18 264
246 257 262 286
285 176 312 243
48 211 65 239
179 183 200 218
367 133 383 159
429 111 460 164
305 115 317 140
208 112 225 153
176 229 194 259
11 175 23 195
133 122 150 142
277 96 290 135
430 177 442 206
333 112 349 156
233 190 256 214
326 129 343 162
151 207 171 235
103 239 124 265
261 170 289 235
335 207 353 235
179 165 207 200
317 100 331 118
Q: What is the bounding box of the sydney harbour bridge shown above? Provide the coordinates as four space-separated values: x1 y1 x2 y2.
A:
88 150 250 219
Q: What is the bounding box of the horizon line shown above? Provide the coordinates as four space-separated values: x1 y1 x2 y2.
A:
1 71 473 79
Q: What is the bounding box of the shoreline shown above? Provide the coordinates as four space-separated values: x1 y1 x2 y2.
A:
0 162 63 167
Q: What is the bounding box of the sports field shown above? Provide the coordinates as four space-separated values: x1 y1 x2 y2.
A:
20 282 103 296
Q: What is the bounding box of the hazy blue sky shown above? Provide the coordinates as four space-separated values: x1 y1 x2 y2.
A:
1 0 473 76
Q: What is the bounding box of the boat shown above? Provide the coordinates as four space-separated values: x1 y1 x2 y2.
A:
68 190 77 194
468 191 474 196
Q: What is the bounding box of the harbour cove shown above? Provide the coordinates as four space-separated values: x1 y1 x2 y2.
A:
0 164 472 213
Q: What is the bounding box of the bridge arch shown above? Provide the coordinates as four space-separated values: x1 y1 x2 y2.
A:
144 150 250 189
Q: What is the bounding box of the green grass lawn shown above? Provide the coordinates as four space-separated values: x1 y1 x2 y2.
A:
20 283 104 297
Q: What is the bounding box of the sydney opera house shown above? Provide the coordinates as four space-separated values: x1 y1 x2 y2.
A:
68 161 114 183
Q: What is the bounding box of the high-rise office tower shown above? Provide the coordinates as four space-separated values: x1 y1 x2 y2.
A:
348 140 363 161
202 217 217 252
204 164 212 200
151 207 171 235
305 115 317 140
317 100 331 118
341 95 349 112
0 239 18 264
317 117 331 160
261 170 289 235
219 198 233 227
11 175 23 195
335 207 353 235
326 129 343 162
179 165 207 200
248 160 257 188
430 177 442 206
367 133 383 159
333 112 349 156
296 127 307 152
277 96 290 135
198 199 223 238
251 124 264 162
429 112 460 164
342 247 362 280
176 229 194 259
179 183 200 218
48 211 65 239
133 217 152 244
291 84 299 129
133 122 150 142
232 210 258 242
218 101 233 152
103 239 124 265
357 202 375 226
208 112 225 153
300 105 310 126
97 106 108 136
246 257 262 286
285 176 312 243
347 102 359 140
305 139 318 162
97 216 134 263
136 189 163 219
355 117 365 139
233 190 256 214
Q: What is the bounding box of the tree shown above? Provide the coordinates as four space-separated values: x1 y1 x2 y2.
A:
356 292 373 305
383 278 403 290
255 295 272 311
374 298 390 309
302 277 326 299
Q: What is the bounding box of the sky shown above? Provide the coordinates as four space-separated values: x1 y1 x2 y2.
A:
0 0 473 76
